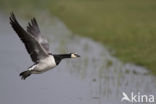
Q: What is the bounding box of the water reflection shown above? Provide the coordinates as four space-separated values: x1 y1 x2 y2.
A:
0 12 156 104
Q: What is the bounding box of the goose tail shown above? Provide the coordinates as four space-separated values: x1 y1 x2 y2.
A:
19 70 31 80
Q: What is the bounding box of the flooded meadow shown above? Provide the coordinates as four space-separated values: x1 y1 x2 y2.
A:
0 12 156 104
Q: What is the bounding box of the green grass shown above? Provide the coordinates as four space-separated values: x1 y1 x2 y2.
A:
1 0 156 74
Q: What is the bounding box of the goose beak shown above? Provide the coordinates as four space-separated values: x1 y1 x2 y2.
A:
75 54 80 57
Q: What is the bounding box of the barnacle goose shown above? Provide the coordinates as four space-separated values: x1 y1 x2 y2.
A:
9 12 80 80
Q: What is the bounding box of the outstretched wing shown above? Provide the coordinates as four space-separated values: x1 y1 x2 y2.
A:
27 18 50 53
10 12 49 63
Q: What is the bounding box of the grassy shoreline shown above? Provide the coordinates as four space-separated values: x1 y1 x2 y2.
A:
0 0 156 74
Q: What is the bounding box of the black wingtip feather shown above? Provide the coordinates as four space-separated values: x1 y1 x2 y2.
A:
27 17 40 36
32 17 38 26
9 12 18 27
10 12 15 21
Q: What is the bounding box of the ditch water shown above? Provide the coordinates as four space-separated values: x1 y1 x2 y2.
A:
0 12 156 104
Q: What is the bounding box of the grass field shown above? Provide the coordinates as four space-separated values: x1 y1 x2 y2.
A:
0 0 156 74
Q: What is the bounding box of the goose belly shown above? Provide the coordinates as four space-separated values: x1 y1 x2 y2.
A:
36 55 56 73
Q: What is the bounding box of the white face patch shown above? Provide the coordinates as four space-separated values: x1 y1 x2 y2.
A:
71 54 77 58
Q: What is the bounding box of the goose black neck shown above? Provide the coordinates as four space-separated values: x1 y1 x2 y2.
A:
54 54 71 59
53 54 71 65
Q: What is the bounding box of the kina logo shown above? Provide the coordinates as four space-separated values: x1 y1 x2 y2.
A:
121 92 155 103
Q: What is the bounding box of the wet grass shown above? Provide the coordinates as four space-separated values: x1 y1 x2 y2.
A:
0 0 156 74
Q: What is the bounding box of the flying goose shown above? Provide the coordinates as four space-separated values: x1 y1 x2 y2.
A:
9 12 80 80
